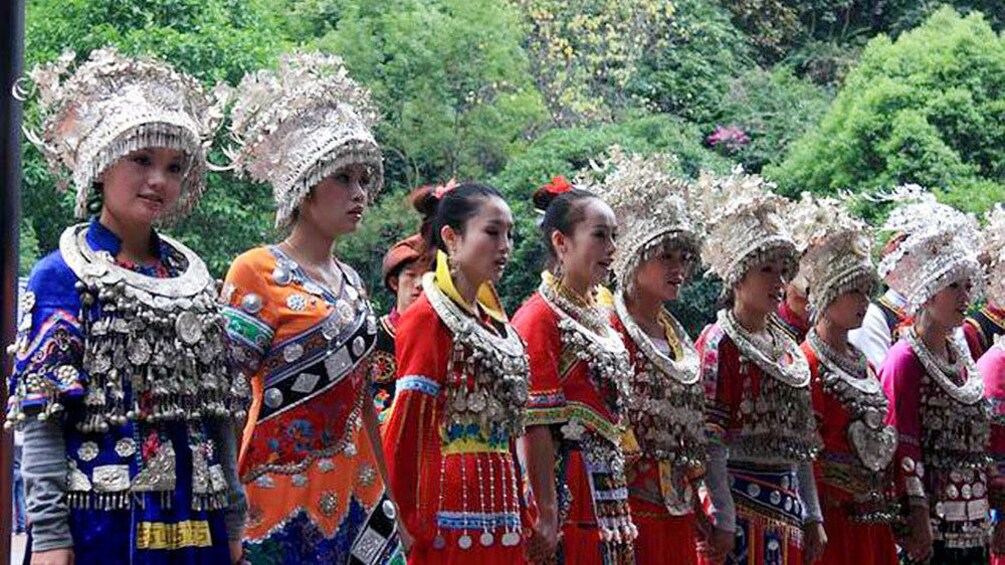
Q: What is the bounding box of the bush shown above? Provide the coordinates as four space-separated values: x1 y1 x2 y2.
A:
712 66 831 172
768 6 1005 212
627 0 751 126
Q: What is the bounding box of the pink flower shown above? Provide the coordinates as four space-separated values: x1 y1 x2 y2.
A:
706 124 751 154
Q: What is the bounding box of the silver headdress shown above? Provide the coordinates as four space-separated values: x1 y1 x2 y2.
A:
17 47 222 221
584 147 701 290
693 166 796 287
227 51 382 228
876 185 983 315
787 193 878 322
980 204 1005 306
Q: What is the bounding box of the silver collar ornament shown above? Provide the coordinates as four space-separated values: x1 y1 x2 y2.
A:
59 223 250 432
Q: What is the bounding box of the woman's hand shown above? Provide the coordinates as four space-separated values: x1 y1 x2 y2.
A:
700 527 734 564
803 521 827 564
229 540 247 565
30 548 74 565
397 523 414 555
526 516 561 564
901 505 934 563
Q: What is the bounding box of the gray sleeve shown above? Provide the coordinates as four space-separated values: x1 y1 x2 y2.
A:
796 461 823 524
210 417 247 541
705 443 736 532
21 418 73 552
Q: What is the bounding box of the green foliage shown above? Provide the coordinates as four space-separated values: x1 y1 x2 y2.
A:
18 220 41 277
311 0 547 187
715 66 832 172
768 7 1005 214
492 113 733 312
511 0 678 124
628 0 751 126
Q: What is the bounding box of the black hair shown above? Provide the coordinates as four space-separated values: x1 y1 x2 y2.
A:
532 187 602 271
429 182 506 252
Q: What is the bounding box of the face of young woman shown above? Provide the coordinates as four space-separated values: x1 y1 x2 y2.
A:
99 147 186 227
449 196 514 287
784 281 809 320
924 278 974 328
300 164 370 237
823 290 871 331
392 260 428 312
633 248 690 303
556 199 617 290
734 258 789 319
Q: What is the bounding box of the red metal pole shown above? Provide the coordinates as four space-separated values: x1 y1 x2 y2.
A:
1 0 26 563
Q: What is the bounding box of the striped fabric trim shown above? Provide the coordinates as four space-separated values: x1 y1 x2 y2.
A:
397 375 440 396
436 510 521 530
222 306 275 354
528 389 566 409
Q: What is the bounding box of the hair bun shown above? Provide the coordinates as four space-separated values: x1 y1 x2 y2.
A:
532 175 572 212
409 185 439 220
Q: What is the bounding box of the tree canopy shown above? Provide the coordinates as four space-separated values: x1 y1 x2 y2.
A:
17 0 1005 320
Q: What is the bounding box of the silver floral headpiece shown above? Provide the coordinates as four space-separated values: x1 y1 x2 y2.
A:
787 193 878 322
227 51 382 228
693 166 797 287
876 185 983 315
980 204 1005 306
17 47 222 222
582 147 701 291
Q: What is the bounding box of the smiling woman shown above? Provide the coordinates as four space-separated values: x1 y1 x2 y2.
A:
6 47 250 565
693 169 824 565
513 179 637 565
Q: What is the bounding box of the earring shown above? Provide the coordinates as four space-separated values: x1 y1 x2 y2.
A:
86 184 103 215
447 250 460 281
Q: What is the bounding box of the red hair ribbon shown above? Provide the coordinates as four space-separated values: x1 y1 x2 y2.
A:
434 178 459 199
541 175 572 196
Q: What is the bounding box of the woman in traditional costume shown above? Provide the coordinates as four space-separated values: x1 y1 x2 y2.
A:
6 48 250 564
371 186 439 421
595 151 708 565
513 179 636 565
693 170 825 565
222 53 403 564
965 206 1005 360
976 205 1005 564
877 189 990 564
381 182 531 563
788 195 899 565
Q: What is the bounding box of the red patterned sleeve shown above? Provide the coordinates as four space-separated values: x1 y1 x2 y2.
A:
381 296 450 547
879 341 926 503
512 294 568 427
696 323 741 445
962 319 986 361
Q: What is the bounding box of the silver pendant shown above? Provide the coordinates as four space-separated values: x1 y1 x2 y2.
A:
847 420 896 472
433 535 446 549
458 534 473 549
502 531 521 546
175 311 204 344
480 531 494 547
128 338 152 366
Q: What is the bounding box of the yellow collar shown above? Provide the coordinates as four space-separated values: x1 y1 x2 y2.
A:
434 250 507 322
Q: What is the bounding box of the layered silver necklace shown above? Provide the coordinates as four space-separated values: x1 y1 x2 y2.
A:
719 309 810 388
